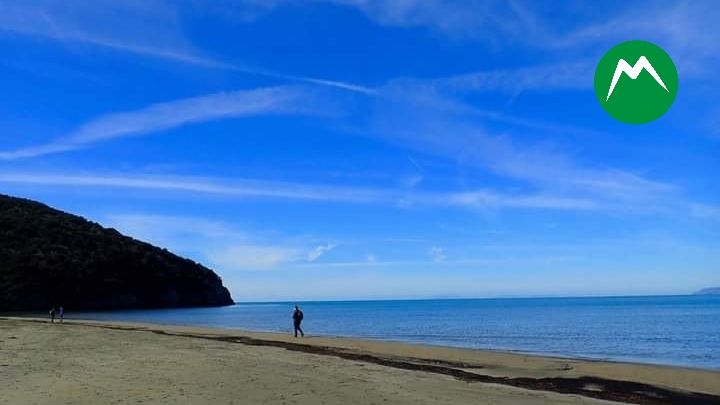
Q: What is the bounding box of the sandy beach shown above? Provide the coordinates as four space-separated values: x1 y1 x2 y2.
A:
1 317 718 405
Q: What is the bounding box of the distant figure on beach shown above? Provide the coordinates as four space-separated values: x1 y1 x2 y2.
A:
58 306 64 323
292 305 304 338
49 307 56 323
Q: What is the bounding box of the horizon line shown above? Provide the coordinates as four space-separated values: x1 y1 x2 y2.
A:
232 292 712 304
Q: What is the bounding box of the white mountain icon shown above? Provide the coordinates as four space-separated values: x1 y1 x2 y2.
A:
606 56 669 101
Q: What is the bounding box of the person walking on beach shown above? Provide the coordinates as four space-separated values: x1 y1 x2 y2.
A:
58 306 64 323
49 306 56 323
292 305 304 338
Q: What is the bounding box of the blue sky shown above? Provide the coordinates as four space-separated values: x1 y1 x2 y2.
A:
0 0 718 301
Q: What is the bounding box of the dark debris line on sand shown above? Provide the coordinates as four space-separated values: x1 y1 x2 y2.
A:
189 335 720 405
11 319 720 405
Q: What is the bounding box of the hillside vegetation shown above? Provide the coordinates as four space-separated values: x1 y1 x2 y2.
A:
0 194 233 311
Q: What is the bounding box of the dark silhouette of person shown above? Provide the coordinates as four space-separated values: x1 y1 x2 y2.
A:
292 305 304 337
58 306 64 323
49 307 56 323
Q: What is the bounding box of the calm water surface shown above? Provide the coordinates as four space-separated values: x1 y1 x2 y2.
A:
71 295 720 369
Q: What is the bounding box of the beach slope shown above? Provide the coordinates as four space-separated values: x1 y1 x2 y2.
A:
1 318 718 405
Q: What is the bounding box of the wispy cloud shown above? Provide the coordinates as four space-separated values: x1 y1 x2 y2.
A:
186 0 526 41
401 61 594 94
380 79 603 138
307 243 339 262
368 91 674 202
102 214 246 251
300 0 720 87
0 64 601 161
690 203 720 221
334 0 720 72
286 256 577 270
0 1 694 218
0 86 317 159
0 0 376 94
311 0 530 41
0 173 393 203
507 1 720 78
0 171 600 211
208 245 303 270
445 191 599 210
429 246 446 263
0 69 675 214
104 213 340 271
0 1 204 62
547 1 719 56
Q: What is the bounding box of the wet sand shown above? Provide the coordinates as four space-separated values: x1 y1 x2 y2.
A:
1 317 718 404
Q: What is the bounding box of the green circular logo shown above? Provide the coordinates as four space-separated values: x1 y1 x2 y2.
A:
594 40 678 124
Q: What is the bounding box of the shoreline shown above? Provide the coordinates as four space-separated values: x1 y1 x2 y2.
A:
6 310 717 373
3 316 719 404
203 328 718 372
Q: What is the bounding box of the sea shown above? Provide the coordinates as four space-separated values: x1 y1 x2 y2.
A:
70 295 720 370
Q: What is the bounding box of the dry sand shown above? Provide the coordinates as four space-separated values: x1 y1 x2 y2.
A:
1 317 718 405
